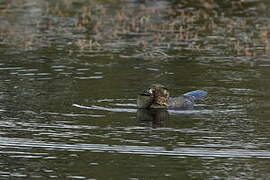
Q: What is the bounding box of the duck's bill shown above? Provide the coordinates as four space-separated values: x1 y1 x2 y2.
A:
140 88 153 96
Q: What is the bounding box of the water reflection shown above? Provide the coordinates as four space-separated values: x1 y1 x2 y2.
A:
136 109 169 127
1 0 270 57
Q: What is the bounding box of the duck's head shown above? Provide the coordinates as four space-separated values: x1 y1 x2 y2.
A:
137 88 154 108
150 84 169 106
137 84 169 108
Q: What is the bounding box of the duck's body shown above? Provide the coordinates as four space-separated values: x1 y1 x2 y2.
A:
167 90 207 109
137 85 207 109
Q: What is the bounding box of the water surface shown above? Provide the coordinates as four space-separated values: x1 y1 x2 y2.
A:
1 0 270 179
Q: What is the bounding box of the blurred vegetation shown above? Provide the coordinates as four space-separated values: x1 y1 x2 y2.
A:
1 0 270 58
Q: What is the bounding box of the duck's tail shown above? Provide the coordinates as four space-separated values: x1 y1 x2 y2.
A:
183 90 208 101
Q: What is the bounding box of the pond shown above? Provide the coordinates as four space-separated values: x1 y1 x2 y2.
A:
0 0 270 179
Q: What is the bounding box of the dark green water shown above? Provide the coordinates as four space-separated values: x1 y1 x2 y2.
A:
1 0 270 179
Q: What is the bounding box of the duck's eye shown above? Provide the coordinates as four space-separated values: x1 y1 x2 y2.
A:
141 88 153 96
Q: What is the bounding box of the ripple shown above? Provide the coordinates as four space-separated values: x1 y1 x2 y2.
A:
67 175 86 179
74 76 103 79
72 103 244 115
73 104 137 113
0 67 23 70
1 138 270 158
42 111 105 117
114 103 137 107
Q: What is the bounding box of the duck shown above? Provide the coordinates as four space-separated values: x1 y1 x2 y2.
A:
137 84 207 109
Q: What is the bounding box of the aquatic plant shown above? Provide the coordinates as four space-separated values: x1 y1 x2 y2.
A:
0 0 270 58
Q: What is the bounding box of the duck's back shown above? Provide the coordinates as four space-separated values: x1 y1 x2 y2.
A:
167 96 194 109
167 90 207 109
